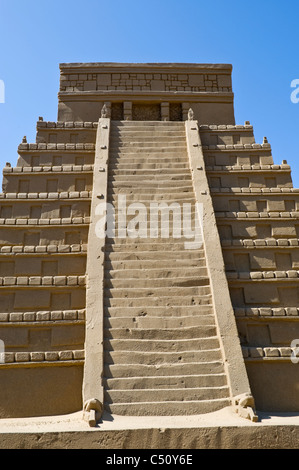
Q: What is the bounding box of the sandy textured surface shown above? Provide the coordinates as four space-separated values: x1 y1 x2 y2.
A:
0 406 299 433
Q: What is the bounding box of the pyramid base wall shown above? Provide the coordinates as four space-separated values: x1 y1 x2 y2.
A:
246 361 299 412
1 408 299 449
0 424 298 449
0 364 83 419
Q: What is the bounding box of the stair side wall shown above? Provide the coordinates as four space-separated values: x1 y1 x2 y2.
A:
185 120 253 400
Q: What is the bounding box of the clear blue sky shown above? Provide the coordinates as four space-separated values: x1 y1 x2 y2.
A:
0 0 299 184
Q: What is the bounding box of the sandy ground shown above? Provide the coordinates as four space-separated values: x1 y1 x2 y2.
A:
0 406 299 434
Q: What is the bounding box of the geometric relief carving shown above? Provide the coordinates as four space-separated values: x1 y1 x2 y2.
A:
50 293 71 310
275 253 292 270
250 252 275 270
0 293 15 312
269 323 299 345
14 291 50 310
234 253 250 271
244 285 279 304
29 328 52 351
247 324 271 347
132 104 161 121
230 287 245 307
278 287 299 307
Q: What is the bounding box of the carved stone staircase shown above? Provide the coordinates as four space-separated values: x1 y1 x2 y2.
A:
102 121 231 415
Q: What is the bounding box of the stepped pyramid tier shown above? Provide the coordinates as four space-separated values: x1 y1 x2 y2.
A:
0 62 298 426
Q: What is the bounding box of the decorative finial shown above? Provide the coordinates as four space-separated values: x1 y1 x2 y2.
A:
101 104 108 118
83 399 103 427
22 136 27 143
244 121 250 125
188 108 194 121
263 136 268 144
38 116 44 122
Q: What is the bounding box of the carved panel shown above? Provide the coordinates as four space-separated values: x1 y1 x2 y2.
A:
169 103 182 121
132 104 161 121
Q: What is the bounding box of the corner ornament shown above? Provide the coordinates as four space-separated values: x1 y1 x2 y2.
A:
188 108 194 121
101 104 108 118
83 398 103 427
233 393 258 422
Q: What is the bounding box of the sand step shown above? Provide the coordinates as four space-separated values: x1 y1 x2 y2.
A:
108 193 194 202
109 226 198 236
105 266 207 279
104 239 199 248
104 277 209 289
104 385 229 404
104 305 213 318
110 135 186 142
104 295 212 308
110 225 198 235
105 244 203 254
104 398 231 416
105 249 205 259
108 186 193 194
104 337 219 353
109 178 192 186
112 130 186 135
108 182 193 190
111 136 186 144
103 373 228 390
104 325 217 340
103 314 215 329
110 171 191 179
112 129 185 135
109 163 189 170
104 348 222 365
108 191 195 200
110 210 196 219
105 276 209 289
110 143 186 151
108 169 191 176
105 250 204 261
111 205 198 213
104 258 206 270
109 156 188 163
109 191 193 198
110 147 187 155
110 129 186 136
104 285 211 298
109 151 188 159
104 360 226 378
112 120 185 126
112 134 186 141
